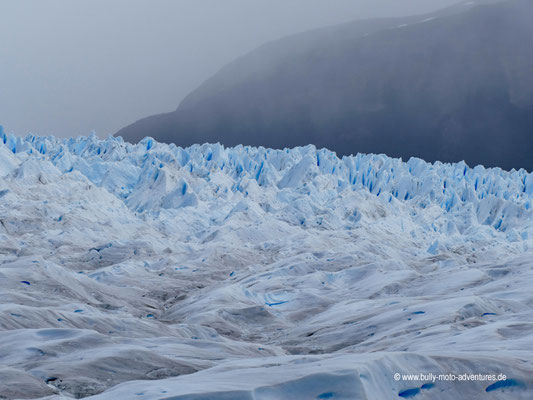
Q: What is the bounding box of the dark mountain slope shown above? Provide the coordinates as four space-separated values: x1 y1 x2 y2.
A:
117 0 533 171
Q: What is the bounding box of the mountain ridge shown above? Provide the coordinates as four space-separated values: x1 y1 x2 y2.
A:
116 0 533 171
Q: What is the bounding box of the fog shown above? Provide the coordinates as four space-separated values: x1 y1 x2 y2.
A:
0 0 460 138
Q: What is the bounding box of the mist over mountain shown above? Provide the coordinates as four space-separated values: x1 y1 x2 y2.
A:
117 0 533 171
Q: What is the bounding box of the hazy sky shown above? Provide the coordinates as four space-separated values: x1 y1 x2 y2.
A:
0 0 460 138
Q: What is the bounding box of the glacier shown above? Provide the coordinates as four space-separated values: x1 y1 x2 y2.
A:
1 129 532 399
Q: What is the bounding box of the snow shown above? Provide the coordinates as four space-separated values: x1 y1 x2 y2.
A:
1 130 532 399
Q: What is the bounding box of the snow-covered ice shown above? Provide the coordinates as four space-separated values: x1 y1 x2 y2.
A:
1 129 532 399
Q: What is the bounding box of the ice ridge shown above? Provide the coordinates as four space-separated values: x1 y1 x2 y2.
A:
1 130 532 238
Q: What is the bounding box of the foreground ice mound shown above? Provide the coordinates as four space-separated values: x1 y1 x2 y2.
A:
1 130 532 399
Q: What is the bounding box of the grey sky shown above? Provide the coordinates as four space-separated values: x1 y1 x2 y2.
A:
0 0 460 138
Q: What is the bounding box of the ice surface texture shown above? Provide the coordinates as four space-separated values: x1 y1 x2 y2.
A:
1 130 533 399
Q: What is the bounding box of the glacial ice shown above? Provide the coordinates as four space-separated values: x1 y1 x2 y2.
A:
1 129 532 399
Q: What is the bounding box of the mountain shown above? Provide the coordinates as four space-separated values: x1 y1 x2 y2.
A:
116 0 533 171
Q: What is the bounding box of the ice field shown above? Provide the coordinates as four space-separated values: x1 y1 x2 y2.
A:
1 130 532 399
